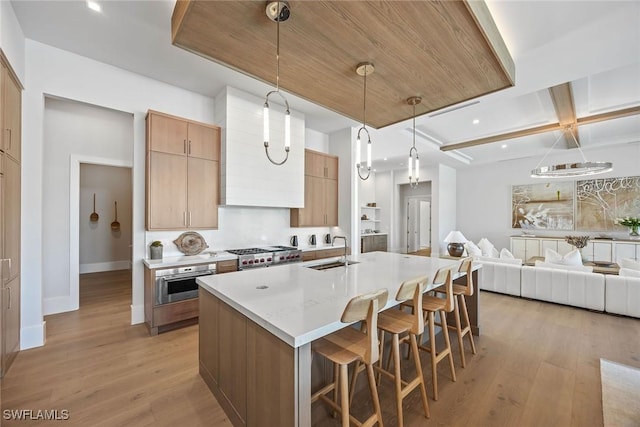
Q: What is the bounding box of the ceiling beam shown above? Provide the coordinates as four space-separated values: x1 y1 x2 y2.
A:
548 82 579 147
576 105 640 126
440 105 640 152
440 123 562 151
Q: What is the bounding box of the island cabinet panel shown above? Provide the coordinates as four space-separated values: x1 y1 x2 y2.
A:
218 301 248 424
246 319 296 426
146 110 220 230
199 290 299 427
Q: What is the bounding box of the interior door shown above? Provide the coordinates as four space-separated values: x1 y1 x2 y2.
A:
407 199 419 253
419 201 431 249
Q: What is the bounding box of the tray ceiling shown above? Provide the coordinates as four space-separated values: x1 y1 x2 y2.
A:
171 0 515 129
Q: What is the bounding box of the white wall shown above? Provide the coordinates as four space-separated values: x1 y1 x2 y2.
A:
80 163 132 273
22 40 216 348
457 143 640 252
306 128 329 153
0 0 25 83
437 164 457 255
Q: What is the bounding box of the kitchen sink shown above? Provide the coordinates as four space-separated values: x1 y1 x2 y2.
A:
306 261 359 271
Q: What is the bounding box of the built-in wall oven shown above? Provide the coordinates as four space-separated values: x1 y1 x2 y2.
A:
155 263 216 305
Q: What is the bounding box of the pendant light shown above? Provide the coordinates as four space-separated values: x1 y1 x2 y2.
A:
407 96 422 188
531 125 613 178
355 62 374 181
263 1 291 166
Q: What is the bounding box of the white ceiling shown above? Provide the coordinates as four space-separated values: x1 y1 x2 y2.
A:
10 0 640 172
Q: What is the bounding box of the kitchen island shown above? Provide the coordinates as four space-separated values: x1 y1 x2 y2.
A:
197 252 480 427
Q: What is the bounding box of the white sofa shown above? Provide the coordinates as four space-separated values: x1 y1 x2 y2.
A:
476 256 522 296
521 265 605 311
605 275 640 318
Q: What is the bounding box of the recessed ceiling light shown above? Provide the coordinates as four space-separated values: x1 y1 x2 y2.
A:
373 169 377 172
501 144 507 149
383 157 387 161
472 119 480 125
86 1 101 12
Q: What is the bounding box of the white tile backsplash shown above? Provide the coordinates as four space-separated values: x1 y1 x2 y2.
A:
145 205 346 258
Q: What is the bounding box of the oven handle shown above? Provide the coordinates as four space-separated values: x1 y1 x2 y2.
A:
161 270 216 282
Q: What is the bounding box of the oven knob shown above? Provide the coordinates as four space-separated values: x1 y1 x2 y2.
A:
280 256 285 260
248 260 254 264
242 260 248 265
267 257 272 261
295 254 300 258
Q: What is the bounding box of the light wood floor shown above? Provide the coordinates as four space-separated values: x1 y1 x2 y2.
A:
3 271 640 426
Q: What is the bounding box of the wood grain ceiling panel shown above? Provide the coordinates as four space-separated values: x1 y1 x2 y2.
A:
172 0 514 129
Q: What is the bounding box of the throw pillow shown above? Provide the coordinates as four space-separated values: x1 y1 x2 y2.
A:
544 248 582 266
621 258 640 271
491 247 500 258
464 241 482 257
478 238 495 257
619 268 640 278
500 248 515 259
534 260 593 272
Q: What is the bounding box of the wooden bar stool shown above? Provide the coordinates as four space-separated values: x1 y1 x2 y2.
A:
311 288 388 427
434 257 477 368
404 266 457 401
373 276 431 427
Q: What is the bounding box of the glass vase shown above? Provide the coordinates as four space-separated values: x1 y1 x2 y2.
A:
630 225 640 237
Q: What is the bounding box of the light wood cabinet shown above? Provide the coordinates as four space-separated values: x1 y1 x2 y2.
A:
361 234 388 253
0 56 21 378
291 149 339 227
2 276 19 375
2 64 21 162
146 111 221 230
302 247 350 262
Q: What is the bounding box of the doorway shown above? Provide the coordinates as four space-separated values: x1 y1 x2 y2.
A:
399 181 432 255
79 163 132 305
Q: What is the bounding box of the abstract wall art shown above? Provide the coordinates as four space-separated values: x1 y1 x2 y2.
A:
512 182 574 230
576 176 640 231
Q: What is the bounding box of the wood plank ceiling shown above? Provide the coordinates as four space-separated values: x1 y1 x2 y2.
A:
171 0 515 129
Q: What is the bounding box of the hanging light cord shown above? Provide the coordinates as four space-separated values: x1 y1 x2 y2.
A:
356 63 372 181
264 0 290 166
533 125 587 171
408 100 419 188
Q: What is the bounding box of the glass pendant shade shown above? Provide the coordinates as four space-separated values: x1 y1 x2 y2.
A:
356 62 374 181
263 1 291 166
407 96 422 188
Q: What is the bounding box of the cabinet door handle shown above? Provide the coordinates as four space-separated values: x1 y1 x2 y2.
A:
183 211 187 226
5 128 11 151
7 286 11 310
183 139 187 154
188 140 192 155
189 211 192 227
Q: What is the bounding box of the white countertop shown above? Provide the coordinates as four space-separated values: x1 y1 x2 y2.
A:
143 251 238 269
361 232 388 237
197 252 475 348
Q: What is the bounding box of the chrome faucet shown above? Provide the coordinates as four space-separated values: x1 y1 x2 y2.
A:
332 236 348 265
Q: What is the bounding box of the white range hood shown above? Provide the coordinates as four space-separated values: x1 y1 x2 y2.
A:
215 86 305 208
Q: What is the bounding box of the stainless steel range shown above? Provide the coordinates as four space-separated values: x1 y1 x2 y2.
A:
226 246 302 270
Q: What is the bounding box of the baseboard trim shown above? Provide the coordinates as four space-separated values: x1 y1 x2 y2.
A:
131 303 144 325
21 321 46 350
80 260 131 274
43 296 77 316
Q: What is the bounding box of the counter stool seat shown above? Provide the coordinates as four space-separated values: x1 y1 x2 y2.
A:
433 257 477 368
311 289 388 427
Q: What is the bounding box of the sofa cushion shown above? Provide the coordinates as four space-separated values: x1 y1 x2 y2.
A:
619 267 640 278
544 248 583 266
621 258 640 271
478 238 495 257
535 260 593 272
464 241 482 257
500 248 515 259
